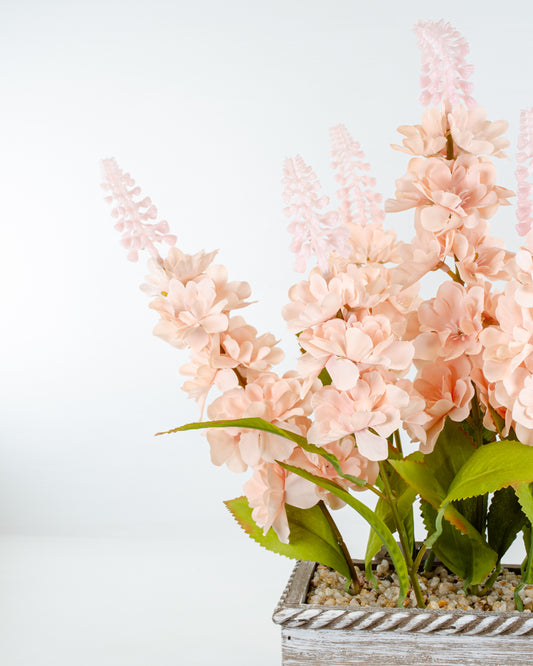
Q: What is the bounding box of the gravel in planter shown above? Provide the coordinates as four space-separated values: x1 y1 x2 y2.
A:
307 560 533 612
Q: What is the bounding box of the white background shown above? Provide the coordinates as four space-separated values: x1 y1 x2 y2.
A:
1 1 533 664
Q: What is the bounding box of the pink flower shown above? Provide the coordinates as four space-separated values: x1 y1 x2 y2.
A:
449 106 509 158
329 124 385 228
386 155 513 237
150 276 228 351
414 20 475 110
101 158 176 261
243 463 318 544
515 108 533 236
283 156 351 274
412 356 475 452
307 371 410 461
392 108 448 157
206 374 309 470
141 247 218 297
414 281 484 362
298 315 413 391
282 269 344 334
344 223 402 266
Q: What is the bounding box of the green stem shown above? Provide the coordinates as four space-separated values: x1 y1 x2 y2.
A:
393 429 403 457
423 549 436 573
479 563 501 596
412 544 428 576
470 388 488 537
365 484 388 502
379 462 426 608
318 500 360 594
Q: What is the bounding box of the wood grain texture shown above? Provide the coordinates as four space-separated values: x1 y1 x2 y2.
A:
273 561 531 665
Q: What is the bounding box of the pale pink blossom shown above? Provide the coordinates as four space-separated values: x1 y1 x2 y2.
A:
212 317 284 376
480 283 533 387
283 156 351 273
206 374 310 470
453 226 513 285
282 268 344 334
287 436 379 509
243 463 318 544
150 276 228 351
297 315 413 391
414 20 475 110
513 232 533 307
101 158 176 261
515 108 533 236
344 223 403 266
386 155 513 237
392 108 448 157
141 247 218 296
414 281 484 361
449 106 509 158
307 372 410 461
329 124 385 227
412 356 475 452
180 358 238 417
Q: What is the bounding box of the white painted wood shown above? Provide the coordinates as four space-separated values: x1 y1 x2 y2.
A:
281 626 527 665
274 561 531 666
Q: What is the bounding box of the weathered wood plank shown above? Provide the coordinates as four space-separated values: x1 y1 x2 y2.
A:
282 626 526 665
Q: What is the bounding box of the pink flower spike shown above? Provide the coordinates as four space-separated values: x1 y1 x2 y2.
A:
329 124 385 228
283 155 351 274
101 158 177 261
515 108 533 236
414 20 476 111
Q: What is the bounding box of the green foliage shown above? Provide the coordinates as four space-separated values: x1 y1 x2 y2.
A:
224 496 355 582
163 417 367 487
279 461 410 606
364 460 416 582
393 420 499 586
444 440 533 503
421 500 497 586
487 487 528 562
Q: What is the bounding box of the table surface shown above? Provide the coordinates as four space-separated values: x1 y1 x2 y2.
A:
0 535 292 666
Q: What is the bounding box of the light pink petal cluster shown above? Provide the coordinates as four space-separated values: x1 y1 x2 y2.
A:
206 373 309 471
307 372 410 461
298 315 413 391
330 124 385 228
414 281 484 362
283 156 351 274
516 108 533 236
101 158 176 261
411 356 475 452
243 463 318 544
414 20 475 110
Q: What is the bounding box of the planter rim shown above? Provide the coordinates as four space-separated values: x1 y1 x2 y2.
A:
273 560 533 637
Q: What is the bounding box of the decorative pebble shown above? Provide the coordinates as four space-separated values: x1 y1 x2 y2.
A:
307 564 526 612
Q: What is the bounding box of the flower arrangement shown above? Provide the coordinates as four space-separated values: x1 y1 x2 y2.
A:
103 20 533 610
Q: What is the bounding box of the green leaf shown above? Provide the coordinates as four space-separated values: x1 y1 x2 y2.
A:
224 496 356 582
487 487 527 562
445 440 533 503
423 419 486 536
514 482 533 526
389 456 446 508
278 461 410 606
420 500 497 585
424 419 477 488
161 417 367 487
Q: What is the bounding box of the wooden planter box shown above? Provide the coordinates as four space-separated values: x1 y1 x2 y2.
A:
272 560 533 665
